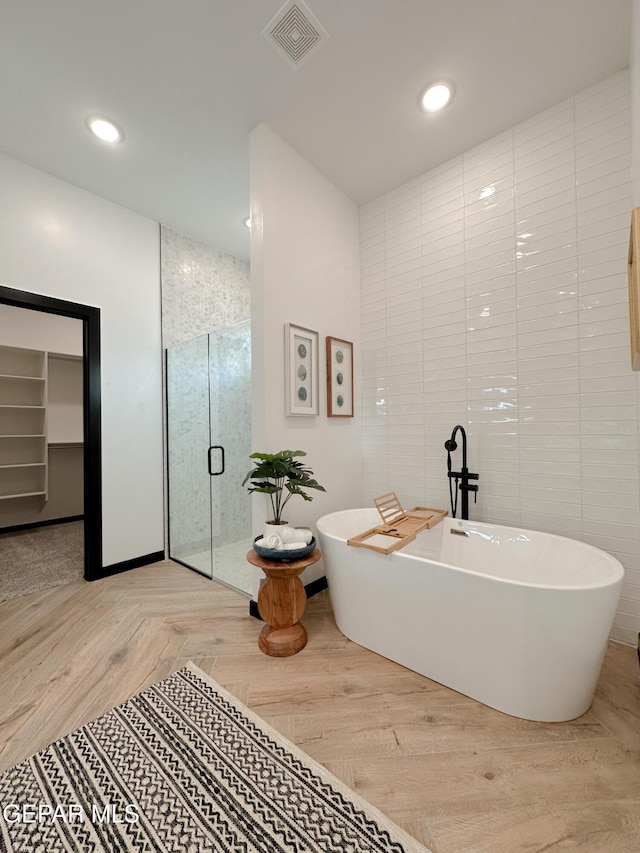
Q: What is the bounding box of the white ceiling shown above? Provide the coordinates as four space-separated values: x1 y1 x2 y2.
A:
0 1 632 262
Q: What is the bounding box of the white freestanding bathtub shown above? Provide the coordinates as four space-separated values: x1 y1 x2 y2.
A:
316 509 624 722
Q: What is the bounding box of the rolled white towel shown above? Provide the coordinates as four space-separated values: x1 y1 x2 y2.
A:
282 541 308 550
264 534 283 549
281 526 313 545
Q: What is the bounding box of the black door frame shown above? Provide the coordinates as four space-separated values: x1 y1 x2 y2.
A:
0 284 103 580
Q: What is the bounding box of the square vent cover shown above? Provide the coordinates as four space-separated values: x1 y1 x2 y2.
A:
262 1 328 70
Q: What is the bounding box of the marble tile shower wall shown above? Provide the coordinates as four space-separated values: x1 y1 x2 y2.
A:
360 72 639 643
161 226 252 558
161 225 250 350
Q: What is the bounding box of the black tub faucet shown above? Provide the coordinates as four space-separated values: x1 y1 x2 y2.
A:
444 425 479 520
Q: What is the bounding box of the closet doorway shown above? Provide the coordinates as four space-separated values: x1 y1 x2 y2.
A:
0 285 102 585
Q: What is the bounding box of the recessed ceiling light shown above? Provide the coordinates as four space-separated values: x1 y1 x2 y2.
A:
243 216 251 229
87 116 124 143
420 82 454 113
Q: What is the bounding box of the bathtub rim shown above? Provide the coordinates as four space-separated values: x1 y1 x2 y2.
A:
316 508 625 593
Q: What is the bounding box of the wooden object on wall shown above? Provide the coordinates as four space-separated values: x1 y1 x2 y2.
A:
247 547 322 656
326 336 354 417
628 207 640 371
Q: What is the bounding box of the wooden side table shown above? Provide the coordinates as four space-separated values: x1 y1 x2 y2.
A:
246 547 322 657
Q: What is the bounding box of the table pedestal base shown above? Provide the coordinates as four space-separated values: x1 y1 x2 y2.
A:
258 623 307 657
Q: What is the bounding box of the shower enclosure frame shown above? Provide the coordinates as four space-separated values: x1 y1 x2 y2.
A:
165 322 252 594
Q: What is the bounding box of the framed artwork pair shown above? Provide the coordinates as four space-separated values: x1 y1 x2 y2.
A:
284 323 353 417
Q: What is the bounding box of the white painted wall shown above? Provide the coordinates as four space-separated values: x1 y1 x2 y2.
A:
0 152 164 566
0 304 82 355
47 356 83 444
250 124 363 594
361 72 638 645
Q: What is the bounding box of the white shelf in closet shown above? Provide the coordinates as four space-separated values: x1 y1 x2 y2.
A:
0 462 46 467
0 344 48 501
0 463 47 500
0 492 47 501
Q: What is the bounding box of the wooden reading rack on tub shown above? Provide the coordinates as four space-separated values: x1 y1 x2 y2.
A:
347 493 447 554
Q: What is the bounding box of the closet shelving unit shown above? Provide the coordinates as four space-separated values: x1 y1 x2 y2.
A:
0 344 48 501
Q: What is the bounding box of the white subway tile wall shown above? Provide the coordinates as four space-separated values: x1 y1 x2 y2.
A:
360 71 639 644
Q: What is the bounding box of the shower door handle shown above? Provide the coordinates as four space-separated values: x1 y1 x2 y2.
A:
208 445 225 476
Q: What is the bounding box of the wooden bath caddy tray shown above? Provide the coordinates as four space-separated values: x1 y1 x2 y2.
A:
347 493 447 554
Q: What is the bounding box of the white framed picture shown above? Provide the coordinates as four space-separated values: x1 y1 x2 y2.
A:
284 323 319 416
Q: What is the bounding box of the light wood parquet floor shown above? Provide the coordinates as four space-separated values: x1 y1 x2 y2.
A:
1 559 639 852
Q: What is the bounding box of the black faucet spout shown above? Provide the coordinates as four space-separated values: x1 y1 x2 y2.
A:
449 424 467 469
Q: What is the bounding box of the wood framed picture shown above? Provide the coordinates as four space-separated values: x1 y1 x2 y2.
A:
628 207 640 371
284 323 319 416
326 336 353 417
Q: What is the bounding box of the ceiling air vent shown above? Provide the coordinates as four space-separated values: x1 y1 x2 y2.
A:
262 1 328 70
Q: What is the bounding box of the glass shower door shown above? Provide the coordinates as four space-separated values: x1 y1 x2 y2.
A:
167 322 252 593
167 334 213 577
208 321 253 592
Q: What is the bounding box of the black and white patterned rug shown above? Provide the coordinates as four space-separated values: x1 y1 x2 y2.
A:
0 663 432 852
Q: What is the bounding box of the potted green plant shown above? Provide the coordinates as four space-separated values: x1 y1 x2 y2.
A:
242 450 326 534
